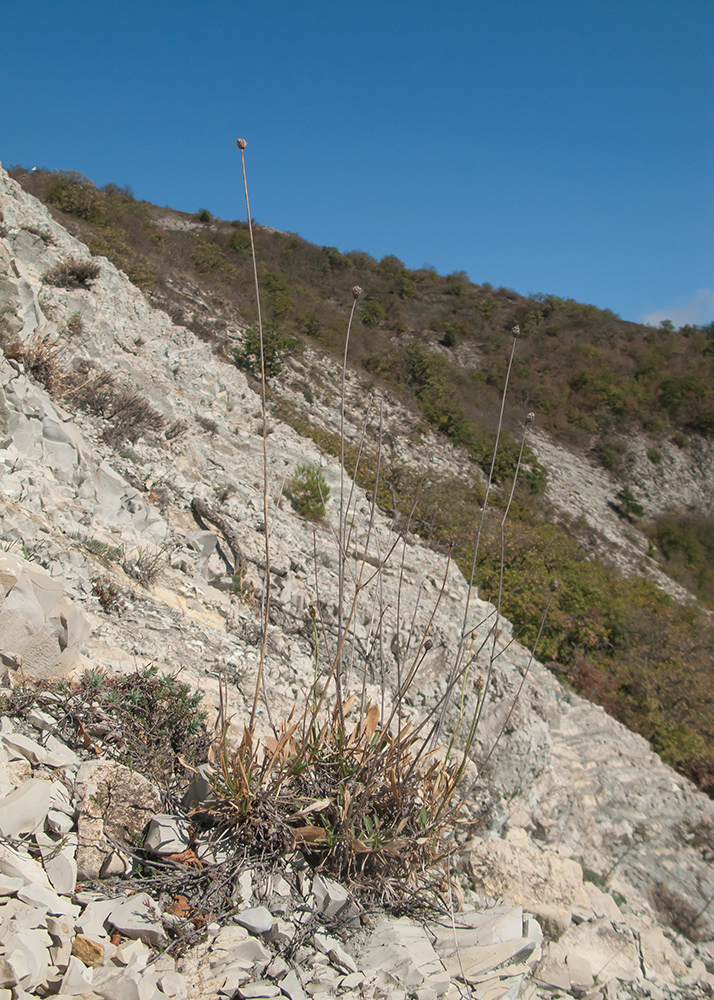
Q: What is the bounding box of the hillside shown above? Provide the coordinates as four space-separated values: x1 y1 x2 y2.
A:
1 160 714 999
6 164 714 794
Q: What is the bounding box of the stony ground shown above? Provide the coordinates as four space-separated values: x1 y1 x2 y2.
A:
1 163 714 1000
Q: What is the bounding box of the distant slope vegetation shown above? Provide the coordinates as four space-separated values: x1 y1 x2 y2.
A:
8 166 714 796
12 167 714 446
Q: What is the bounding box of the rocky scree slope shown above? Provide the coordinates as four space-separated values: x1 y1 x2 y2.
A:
0 164 713 999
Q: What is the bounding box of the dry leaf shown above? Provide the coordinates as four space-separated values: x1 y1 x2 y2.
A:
166 849 204 869
293 825 328 845
165 894 191 918
364 704 380 741
290 798 333 819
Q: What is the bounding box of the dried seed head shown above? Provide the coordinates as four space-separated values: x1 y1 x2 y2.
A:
512 324 520 338
352 285 363 299
365 491 373 503
476 675 485 691
236 138 248 150
423 638 433 651
550 579 560 592
526 411 536 423
308 603 317 620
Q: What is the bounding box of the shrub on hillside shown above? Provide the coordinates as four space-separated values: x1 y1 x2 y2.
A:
287 463 330 519
46 170 103 221
43 256 101 289
233 327 301 379
361 300 387 326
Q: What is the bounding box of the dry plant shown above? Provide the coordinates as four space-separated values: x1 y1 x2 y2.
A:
42 255 101 289
3 334 69 394
203 139 554 905
123 544 167 588
103 388 165 446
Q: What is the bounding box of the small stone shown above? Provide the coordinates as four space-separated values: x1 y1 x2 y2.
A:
237 981 281 998
17 880 77 915
47 808 75 835
1 732 48 764
314 933 358 973
159 971 188 999
144 814 192 855
265 957 289 980
235 906 274 936
280 970 309 1000
36 831 78 894
114 938 151 971
0 875 24 895
238 869 253 904
71 936 106 968
26 707 58 732
106 894 166 947
340 972 365 988
59 955 95 996
312 874 358 922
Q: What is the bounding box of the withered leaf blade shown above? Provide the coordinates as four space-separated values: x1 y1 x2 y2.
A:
290 797 334 819
364 703 380 741
293 825 329 844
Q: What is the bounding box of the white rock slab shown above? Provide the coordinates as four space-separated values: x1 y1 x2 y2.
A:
558 919 639 983
0 841 51 888
279 970 309 1000
0 777 52 838
106 894 166 947
59 955 95 996
234 905 274 936
17 880 77 915
144 814 192 855
0 875 24 895
36 832 78 895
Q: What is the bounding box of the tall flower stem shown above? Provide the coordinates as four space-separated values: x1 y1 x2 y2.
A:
237 138 271 731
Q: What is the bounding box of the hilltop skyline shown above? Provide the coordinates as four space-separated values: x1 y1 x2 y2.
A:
1 0 712 326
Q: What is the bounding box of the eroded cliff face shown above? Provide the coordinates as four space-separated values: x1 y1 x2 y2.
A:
1 163 713 998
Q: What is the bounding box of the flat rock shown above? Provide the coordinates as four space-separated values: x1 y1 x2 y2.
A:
468 837 586 937
105 894 166 947
237 982 281 998
558 919 639 983
234 905 274 936
0 841 52 888
0 777 52 837
74 761 161 879
71 936 107 969
441 938 536 982
143 814 192 856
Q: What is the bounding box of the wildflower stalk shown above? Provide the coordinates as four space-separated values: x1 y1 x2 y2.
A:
434 324 521 743
335 286 363 719
237 138 271 730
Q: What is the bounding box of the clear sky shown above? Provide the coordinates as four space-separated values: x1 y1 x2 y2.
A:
2 0 712 326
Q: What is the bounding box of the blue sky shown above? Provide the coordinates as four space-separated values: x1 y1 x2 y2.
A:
2 0 712 326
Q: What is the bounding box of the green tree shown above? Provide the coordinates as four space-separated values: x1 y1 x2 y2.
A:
614 487 644 521
234 328 299 379
361 301 387 326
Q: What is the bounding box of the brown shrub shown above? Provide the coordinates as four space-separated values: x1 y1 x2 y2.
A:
43 256 101 289
3 336 68 394
103 389 164 446
651 882 710 942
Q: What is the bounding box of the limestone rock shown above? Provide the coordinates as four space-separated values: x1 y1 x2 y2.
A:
558 919 640 983
0 777 52 837
0 553 89 682
74 761 161 879
468 836 587 937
